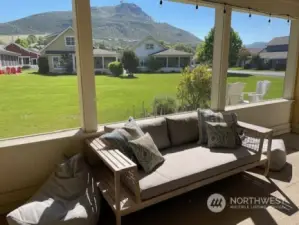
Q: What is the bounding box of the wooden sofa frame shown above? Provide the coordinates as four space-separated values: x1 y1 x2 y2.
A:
86 121 273 225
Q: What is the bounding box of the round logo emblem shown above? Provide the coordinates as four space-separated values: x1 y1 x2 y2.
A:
207 193 226 213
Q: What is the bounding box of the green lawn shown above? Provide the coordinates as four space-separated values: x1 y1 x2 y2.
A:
0 70 284 139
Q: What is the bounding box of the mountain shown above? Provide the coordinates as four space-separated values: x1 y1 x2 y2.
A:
0 3 201 45
245 42 267 49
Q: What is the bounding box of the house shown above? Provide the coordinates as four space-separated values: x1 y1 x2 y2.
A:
0 45 21 69
258 36 289 70
5 42 40 67
40 27 120 74
133 36 193 72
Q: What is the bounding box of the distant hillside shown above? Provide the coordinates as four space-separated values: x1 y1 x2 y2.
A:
245 42 267 49
0 3 201 45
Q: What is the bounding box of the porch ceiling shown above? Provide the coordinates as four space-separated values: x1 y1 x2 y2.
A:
171 0 299 19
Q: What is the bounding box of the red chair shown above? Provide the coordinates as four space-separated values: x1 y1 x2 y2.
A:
0 69 3 75
6 67 11 74
11 67 17 74
17 67 22 73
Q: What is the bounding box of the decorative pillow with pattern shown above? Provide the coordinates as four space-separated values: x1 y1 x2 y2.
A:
100 128 137 162
206 122 238 148
129 133 165 173
197 109 241 145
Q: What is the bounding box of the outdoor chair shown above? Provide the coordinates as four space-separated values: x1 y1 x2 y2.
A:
245 80 271 103
226 82 246 105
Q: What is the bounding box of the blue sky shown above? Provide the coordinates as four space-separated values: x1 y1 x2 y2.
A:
0 0 291 44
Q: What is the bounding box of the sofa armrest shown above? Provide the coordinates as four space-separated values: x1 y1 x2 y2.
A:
86 138 141 205
237 121 272 135
237 121 272 175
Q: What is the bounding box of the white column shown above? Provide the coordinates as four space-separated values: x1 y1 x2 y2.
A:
166 57 169 68
284 20 299 100
211 5 232 111
72 54 76 72
178 57 180 68
102 57 104 69
72 0 98 132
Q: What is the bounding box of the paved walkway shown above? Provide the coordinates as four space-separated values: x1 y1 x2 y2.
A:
227 70 285 77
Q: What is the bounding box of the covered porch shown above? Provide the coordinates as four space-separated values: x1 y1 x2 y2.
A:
2 0 299 224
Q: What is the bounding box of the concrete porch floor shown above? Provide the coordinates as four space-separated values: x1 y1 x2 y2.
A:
1 133 299 225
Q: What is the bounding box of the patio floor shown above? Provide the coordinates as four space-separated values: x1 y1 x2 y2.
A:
1 133 299 225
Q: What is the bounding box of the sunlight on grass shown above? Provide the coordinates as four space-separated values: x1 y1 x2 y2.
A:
0 70 284 138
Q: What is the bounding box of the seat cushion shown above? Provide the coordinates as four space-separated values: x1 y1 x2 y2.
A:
105 117 171 150
166 112 199 146
138 143 263 200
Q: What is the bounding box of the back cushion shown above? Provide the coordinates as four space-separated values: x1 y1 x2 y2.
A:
104 117 171 150
166 112 199 146
138 117 171 150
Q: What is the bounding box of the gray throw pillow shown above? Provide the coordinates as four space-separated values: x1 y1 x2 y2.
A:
197 109 241 145
129 133 165 173
100 128 140 163
206 122 237 148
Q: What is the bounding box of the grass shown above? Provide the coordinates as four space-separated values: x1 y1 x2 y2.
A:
0 70 284 139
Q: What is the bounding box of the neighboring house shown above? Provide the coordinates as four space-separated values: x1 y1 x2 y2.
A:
0 45 21 69
5 42 40 66
258 36 289 70
40 27 120 74
132 36 193 72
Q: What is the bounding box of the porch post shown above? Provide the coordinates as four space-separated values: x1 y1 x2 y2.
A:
211 5 232 111
178 57 180 68
102 57 104 69
290 20 299 133
72 0 98 132
166 57 169 68
284 20 299 100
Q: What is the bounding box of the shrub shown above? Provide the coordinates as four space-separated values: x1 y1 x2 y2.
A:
38 56 49 74
153 96 177 116
108 61 123 76
147 56 163 72
177 65 212 110
244 63 251 69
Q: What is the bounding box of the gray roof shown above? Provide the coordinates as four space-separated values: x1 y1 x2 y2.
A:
267 36 289 46
93 49 119 56
247 48 263 55
151 49 193 57
259 51 288 59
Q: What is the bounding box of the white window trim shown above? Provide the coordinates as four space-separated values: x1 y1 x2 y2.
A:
18 56 31 66
52 56 64 69
65 36 75 47
145 43 154 50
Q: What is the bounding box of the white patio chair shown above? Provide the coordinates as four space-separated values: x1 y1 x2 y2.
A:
247 80 271 103
226 82 246 105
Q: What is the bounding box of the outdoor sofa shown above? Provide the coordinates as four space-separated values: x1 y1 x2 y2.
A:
86 111 273 225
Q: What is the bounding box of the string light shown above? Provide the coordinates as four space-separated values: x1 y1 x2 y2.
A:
287 15 290 23
248 8 252 18
223 4 226 14
196 4 199 10
160 0 163 6
268 14 271 23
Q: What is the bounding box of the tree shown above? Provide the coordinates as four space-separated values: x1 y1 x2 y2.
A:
237 46 251 67
121 50 139 76
38 36 46 45
147 56 163 72
38 56 49 74
177 65 212 110
173 43 195 53
27 35 37 44
196 27 243 66
15 38 29 48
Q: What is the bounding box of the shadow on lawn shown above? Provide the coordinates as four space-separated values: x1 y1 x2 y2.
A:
29 72 138 79
227 72 254 78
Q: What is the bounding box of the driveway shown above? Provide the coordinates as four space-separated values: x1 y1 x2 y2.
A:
227 70 285 77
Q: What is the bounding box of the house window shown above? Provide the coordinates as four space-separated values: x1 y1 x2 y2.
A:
65 36 75 46
53 56 64 69
145 43 154 50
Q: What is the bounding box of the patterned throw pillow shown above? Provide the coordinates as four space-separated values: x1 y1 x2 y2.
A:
197 109 241 145
129 133 165 173
100 117 145 164
206 122 237 148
